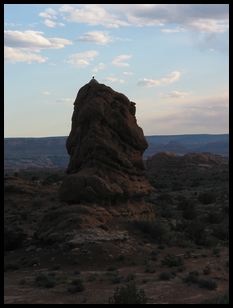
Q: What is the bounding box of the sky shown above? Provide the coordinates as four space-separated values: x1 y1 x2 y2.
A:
4 4 229 137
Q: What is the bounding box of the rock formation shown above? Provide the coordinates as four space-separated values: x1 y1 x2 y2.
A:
59 78 152 203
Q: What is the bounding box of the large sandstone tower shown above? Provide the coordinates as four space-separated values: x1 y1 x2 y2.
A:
59 78 152 203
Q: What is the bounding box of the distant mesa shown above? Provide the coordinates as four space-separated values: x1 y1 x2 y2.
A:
59 78 152 203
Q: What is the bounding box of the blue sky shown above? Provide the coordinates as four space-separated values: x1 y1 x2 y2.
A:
4 4 229 137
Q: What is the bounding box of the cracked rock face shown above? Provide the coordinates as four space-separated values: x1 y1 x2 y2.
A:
59 79 152 203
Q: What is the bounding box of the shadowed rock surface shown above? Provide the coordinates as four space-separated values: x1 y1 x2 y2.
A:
59 79 152 203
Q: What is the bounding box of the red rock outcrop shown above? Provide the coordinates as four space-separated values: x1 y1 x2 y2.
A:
59 78 152 203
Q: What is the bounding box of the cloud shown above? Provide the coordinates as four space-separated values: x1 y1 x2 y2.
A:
4 30 71 64
42 91 51 95
56 98 73 103
104 76 125 83
59 4 129 28
4 30 72 50
138 71 181 87
140 91 229 135
66 50 98 68
162 90 190 98
112 54 132 67
161 27 185 33
123 71 133 76
39 8 64 28
123 4 229 33
39 8 57 19
4 46 47 63
92 62 106 73
78 31 112 45
56 4 228 34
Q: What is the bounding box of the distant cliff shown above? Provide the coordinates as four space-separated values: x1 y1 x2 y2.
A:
4 134 228 171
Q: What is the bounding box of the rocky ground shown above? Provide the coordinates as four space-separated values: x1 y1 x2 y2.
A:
4 153 229 304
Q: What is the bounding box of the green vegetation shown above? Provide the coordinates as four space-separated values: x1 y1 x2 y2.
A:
198 191 216 205
161 254 183 267
67 278 85 293
158 272 173 281
201 293 229 304
109 282 147 304
133 220 171 244
35 273 56 288
198 278 218 290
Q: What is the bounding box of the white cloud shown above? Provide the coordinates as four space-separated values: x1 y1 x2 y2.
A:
78 31 112 45
42 91 51 95
104 76 125 83
56 98 73 103
92 62 106 73
59 4 129 28
188 18 228 33
39 8 57 19
112 54 132 67
123 71 133 76
138 71 181 87
140 91 229 135
161 27 185 33
44 19 56 28
4 30 72 50
56 4 228 34
123 4 229 33
162 90 190 98
4 30 71 64
39 8 65 28
4 46 47 63
66 50 98 68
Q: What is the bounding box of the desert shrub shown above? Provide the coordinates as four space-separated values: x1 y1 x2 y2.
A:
183 271 199 284
198 278 217 290
161 254 183 267
116 255 125 262
107 267 117 272
4 263 20 272
87 274 98 282
109 282 147 304
159 272 173 281
198 191 216 205
206 212 223 224
125 273 135 282
177 197 195 211
201 293 229 304
144 263 156 274
35 273 56 288
4 227 26 251
157 193 173 204
67 278 85 293
212 223 229 241
133 220 171 244
182 203 197 220
212 247 221 257
184 220 207 245
203 266 211 275
19 279 26 285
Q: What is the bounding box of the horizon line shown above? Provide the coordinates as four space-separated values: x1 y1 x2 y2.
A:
4 132 229 139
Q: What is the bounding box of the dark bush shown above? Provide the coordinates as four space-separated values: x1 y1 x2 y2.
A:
198 278 217 290
133 220 171 244
183 271 199 284
67 278 85 293
159 272 173 281
161 254 183 267
201 293 229 304
4 227 26 251
109 282 147 304
198 191 216 204
35 273 56 288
